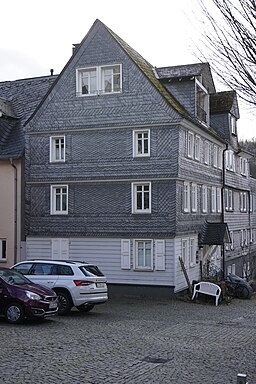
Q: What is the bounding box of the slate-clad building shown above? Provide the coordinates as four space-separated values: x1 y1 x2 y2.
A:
1 19 255 294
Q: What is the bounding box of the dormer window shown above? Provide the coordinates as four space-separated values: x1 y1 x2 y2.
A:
196 80 209 125
230 115 237 135
76 64 122 96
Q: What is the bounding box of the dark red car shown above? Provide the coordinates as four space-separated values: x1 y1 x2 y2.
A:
0 267 58 324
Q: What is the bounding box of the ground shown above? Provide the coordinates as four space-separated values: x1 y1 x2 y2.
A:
1 294 255 383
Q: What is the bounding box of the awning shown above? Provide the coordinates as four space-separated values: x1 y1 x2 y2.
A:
199 221 231 246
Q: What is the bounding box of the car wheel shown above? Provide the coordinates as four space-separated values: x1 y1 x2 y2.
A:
56 291 73 315
76 304 95 313
5 303 25 324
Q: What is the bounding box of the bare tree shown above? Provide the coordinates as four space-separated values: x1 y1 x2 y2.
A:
197 0 256 106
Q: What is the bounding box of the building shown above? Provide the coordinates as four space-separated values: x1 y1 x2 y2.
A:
1 19 255 294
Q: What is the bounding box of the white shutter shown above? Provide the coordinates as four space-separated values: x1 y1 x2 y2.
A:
51 239 69 260
61 239 69 259
155 240 165 271
52 239 60 259
121 239 131 269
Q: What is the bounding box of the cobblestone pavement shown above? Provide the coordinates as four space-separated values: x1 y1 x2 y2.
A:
1 294 256 384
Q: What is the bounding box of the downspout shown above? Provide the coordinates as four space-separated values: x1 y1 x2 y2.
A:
221 143 229 280
9 159 18 264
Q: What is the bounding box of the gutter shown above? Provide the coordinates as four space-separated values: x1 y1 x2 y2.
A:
9 159 18 264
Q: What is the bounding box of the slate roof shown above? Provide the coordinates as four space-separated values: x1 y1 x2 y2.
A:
156 63 216 94
210 91 236 113
199 221 231 246
0 75 56 160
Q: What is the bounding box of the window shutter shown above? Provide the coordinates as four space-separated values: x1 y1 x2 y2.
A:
121 240 131 269
52 239 69 259
61 239 69 259
155 240 165 271
52 239 60 259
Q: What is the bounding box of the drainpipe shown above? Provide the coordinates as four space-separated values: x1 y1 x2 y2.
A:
221 143 229 280
9 159 18 264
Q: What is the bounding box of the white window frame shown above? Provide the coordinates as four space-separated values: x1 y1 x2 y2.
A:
240 192 247 212
191 183 197 212
194 135 201 161
230 115 237 135
76 64 122 96
133 129 150 157
0 239 7 260
50 136 65 163
204 141 210 165
216 187 222 213
227 263 236 275
211 186 217 213
202 185 208 213
230 231 234 250
240 157 247 177
196 80 209 125
189 238 197 267
51 185 68 215
134 240 153 270
218 147 223 169
132 182 151 213
213 145 218 168
181 239 189 268
225 188 233 211
225 150 235 172
183 182 190 213
187 132 194 159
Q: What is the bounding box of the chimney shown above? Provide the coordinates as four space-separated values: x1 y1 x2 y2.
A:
50 69 54 76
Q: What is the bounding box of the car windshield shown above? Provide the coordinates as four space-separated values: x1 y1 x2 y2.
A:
80 265 104 277
0 269 32 285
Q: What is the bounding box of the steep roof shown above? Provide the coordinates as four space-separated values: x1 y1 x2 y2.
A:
26 19 187 126
0 75 56 160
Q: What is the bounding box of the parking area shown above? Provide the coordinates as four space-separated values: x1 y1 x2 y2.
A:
1 294 256 384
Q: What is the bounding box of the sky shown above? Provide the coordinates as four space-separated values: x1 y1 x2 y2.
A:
0 0 254 141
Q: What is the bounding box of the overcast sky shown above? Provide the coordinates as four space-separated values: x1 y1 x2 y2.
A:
1 0 254 140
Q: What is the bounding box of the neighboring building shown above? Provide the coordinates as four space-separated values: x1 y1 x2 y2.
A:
1 19 255 294
0 76 56 267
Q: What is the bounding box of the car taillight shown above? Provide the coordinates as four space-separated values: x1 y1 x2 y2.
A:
73 280 94 286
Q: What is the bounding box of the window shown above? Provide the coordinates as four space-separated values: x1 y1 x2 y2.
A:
194 135 201 161
0 239 6 260
240 157 247 176
50 136 65 162
182 239 189 268
187 132 194 158
250 193 253 212
51 185 68 214
230 115 237 135
76 64 121 96
202 185 208 213
227 263 236 275
182 237 197 268
211 187 216 213
133 130 150 157
132 182 151 213
213 145 218 168
217 187 222 213
225 188 233 211
189 238 197 267
134 240 153 270
204 141 210 165
241 229 248 247
196 80 209 124
225 150 235 171
183 182 190 212
240 192 247 212
191 183 197 212
218 147 223 169
230 231 234 250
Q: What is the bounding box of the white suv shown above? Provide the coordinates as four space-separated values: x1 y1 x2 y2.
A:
11 260 108 315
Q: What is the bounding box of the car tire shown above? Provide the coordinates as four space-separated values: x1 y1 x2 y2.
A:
5 302 25 324
76 304 95 313
56 291 73 315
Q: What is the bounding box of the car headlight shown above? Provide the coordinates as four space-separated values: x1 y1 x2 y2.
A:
26 291 41 301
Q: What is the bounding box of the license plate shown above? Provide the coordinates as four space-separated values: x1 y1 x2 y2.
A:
96 282 105 288
49 302 58 309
